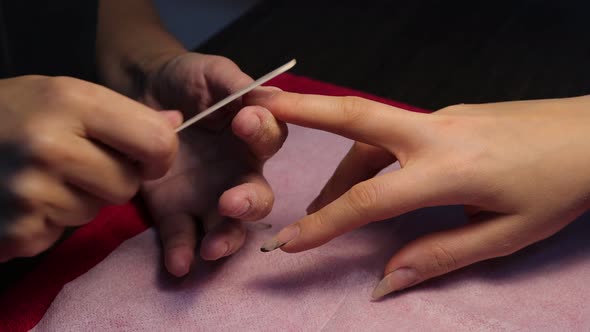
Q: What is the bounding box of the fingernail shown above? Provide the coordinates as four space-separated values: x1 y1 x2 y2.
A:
260 224 300 252
371 268 419 300
166 248 193 277
238 113 261 138
249 86 282 101
230 199 251 218
202 241 230 261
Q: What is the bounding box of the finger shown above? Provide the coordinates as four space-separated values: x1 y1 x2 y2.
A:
79 86 180 179
372 213 536 300
157 213 197 277
200 216 246 261
218 174 274 221
245 89 425 150
198 56 253 127
261 167 446 253
9 167 103 226
31 134 141 204
48 186 105 227
0 215 64 261
232 106 288 161
307 142 395 214
206 56 253 94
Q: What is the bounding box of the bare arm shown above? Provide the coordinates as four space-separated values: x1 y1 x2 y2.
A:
97 0 185 97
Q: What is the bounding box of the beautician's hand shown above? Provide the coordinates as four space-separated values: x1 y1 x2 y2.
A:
0 75 180 262
249 89 590 299
140 53 287 277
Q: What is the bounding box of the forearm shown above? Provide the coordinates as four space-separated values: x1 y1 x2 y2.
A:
97 0 186 97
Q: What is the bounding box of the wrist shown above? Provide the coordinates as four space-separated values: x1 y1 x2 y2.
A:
97 26 185 99
96 0 186 98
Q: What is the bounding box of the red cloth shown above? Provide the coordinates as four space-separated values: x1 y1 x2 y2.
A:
0 73 426 331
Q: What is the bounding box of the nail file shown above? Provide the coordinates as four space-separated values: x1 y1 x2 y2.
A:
175 59 297 133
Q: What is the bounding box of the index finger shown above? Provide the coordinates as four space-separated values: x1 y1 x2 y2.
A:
245 89 424 149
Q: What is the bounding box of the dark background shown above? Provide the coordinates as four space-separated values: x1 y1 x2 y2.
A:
1 0 590 290
199 0 590 110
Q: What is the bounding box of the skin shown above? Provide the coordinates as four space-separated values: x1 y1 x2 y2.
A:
0 0 286 276
248 88 590 299
138 54 287 276
0 75 180 262
97 0 287 276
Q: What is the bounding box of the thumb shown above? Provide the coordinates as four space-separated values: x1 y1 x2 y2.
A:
371 213 530 300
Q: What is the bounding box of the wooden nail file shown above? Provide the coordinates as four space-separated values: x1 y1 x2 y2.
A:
175 59 297 133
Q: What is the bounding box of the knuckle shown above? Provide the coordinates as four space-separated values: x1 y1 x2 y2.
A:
27 132 76 166
442 150 490 199
339 96 368 126
437 103 473 115
109 180 140 204
41 76 92 108
346 182 378 216
427 243 458 274
308 211 335 236
211 55 234 69
488 235 521 258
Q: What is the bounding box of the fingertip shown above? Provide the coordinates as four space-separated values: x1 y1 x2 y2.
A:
219 182 273 221
200 240 230 261
165 246 193 277
159 110 184 129
201 220 246 260
233 105 287 161
219 189 252 218
232 106 263 138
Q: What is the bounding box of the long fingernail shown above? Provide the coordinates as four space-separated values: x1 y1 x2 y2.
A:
260 224 300 252
371 268 419 300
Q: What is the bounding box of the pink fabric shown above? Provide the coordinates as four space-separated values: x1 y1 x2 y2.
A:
32 76 590 330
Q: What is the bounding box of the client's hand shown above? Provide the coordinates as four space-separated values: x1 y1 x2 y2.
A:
248 89 590 299
139 53 287 276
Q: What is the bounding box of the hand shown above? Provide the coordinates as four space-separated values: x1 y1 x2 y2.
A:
140 53 287 277
0 75 180 262
247 89 590 299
